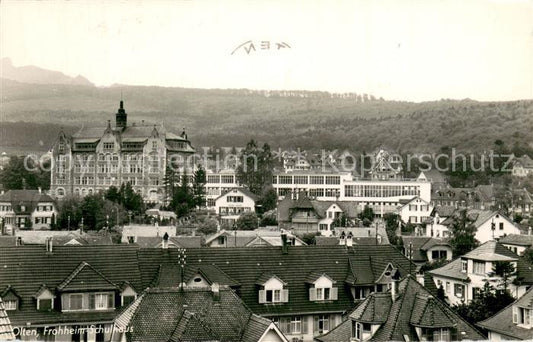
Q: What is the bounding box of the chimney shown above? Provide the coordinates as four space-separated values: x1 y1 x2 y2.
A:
528 227 532 236
162 232 169 249
211 282 220 301
45 237 53 253
281 232 289 254
416 273 425 285
339 231 346 245
346 232 353 247
391 269 400 302
38 187 42 194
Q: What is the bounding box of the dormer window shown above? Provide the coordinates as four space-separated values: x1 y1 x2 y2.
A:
308 274 338 301
352 321 372 341
513 306 532 327
34 285 55 311
258 276 289 304
121 284 137 307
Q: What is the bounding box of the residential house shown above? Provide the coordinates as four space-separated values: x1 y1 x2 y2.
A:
316 226 390 246
126 234 203 248
145 208 177 224
0 244 143 341
0 189 57 231
477 286 533 341
205 229 306 247
316 276 485 342
426 206 456 238
470 211 521 243
205 169 240 208
417 169 448 191
121 224 179 244
512 154 533 177
499 233 533 256
429 240 533 305
401 236 453 266
277 194 359 236
398 196 434 225
137 244 417 342
49 100 195 202
215 187 258 227
430 210 521 244
15 230 113 246
111 285 288 342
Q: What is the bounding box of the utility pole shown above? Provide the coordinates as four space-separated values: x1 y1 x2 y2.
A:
409 242 413 276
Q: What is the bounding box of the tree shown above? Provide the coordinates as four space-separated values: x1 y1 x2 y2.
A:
452 282 514 326
383 213 400 245
235 212 259 230
358 205 374 222
257 186 277 214
260 209 278 226
0 156 49 190
170 172 195 218
236 140 274 195
197 218 218 235
490 261 516 292
449 209 478 256
192 166 207 208
56 195 83 230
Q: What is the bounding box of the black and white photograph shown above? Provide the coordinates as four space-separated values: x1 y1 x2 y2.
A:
0 1 532 341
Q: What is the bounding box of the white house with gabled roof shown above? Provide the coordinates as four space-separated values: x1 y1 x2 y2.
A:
214 187 258 227
398 196 434 225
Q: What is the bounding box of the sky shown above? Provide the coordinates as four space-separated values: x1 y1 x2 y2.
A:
1 0 532 102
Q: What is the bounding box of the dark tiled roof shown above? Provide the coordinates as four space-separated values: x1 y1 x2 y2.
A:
350 292 392 323
122 287 274 342
429 258 469 281
137 245 415 317
0 245 142 325
477 286 533 340
410 294 456 328
0 237 17 247
315 237 340 246
57 261 118 292
371 277 484 341
133 236 202 248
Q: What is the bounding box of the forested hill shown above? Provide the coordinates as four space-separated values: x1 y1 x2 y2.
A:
1 78 532 154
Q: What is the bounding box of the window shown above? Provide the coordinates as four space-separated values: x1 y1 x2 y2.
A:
513 306 532 326
432 250 447 260
314 315 329 334
445 282 450 294
499 222 504 230
70 294 83 310
290 316 302 334
472 287 481 300
273 290 281 302
473 261 485 275
461 260 467 273
454 284 464 298
103 142 114 150
122 295 135 307
89 293 114 310
352 322 371 341
310 286 338 301
4 300 17 311
227 196 243 203
38 298 53 311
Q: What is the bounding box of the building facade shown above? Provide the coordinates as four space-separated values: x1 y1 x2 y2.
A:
49 101 195 203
